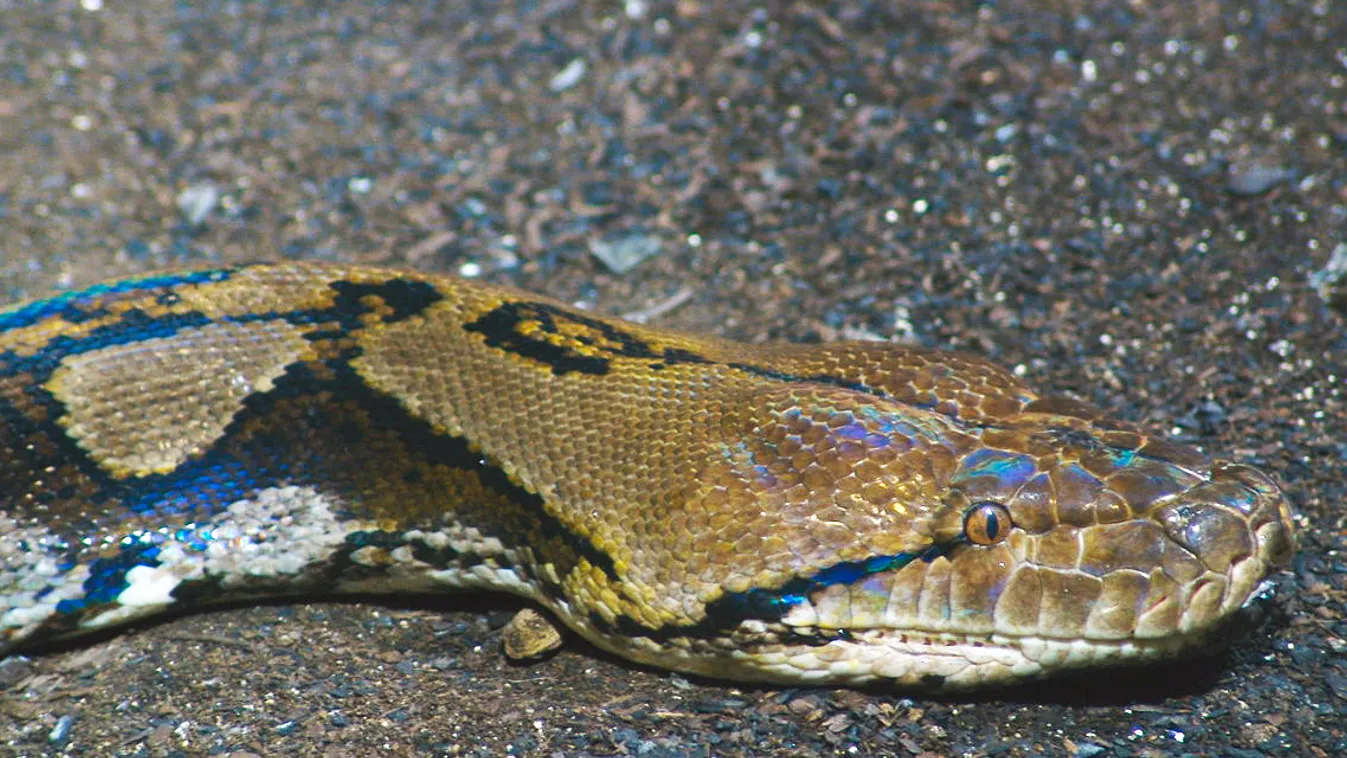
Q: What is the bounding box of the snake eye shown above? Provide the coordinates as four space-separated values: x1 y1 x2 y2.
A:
963 501 1013 546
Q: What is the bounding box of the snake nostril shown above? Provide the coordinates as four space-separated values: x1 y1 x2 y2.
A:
1261 521 1296 567
1152 498 1255 573
1208 461 1297 563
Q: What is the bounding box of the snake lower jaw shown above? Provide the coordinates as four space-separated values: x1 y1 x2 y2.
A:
601 624 1252 690
737 588 1290 690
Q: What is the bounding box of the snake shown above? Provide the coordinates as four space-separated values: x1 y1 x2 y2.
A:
0 262 1296 689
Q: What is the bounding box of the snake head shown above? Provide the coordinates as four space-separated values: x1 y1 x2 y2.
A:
905 395 1298 685
657 388 1296 688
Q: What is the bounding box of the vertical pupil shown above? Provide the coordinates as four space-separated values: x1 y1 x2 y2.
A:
982 508 999 539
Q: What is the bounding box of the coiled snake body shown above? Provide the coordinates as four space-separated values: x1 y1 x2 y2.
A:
0 263 1295 688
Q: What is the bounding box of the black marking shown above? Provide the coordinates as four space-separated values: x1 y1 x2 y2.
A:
47 305 114 326
327 279 445 325
316 361 618 581
476 461 619 580
319 529 528 584
462 301 903 404
1 373 150 540
610 543 956 644
700 545 950 631
464 300 693 376
589 610 617 636
0 276 443 389
1046 426 1106 452
0 268 233 332
726 362 881 398
1044 424 1179 468
305 328 349 342
65 537 163 611
169 576 229 606
336 530 470 574
328 530 420 583
919 673 948 688
408 538 467 568
2 309 216 381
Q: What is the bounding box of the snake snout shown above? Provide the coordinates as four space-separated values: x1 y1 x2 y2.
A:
1152 461 1294 572
1212 461 1297 567
1145 459 1295 636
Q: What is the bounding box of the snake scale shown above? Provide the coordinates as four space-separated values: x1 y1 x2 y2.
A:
0 262 1295 689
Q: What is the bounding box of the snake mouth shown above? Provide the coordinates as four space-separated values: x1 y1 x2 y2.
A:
722 576 1293 690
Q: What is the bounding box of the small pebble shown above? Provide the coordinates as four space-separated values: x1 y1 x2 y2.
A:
1225 163 1294 196
589 230 663 273
48 713 76 747
549 58 587 92
1309 242 1347 315
177 183 219 226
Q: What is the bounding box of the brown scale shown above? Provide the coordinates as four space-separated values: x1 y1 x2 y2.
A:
0 262 1297 689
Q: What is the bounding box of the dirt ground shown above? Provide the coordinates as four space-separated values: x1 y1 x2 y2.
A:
1 1 1343 756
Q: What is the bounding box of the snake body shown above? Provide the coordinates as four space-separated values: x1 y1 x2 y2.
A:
0 263 1295 688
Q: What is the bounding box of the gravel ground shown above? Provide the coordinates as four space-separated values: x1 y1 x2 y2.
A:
1 1 1344 756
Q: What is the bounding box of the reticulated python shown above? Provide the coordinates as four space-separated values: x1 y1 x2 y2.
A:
0 263 1295 689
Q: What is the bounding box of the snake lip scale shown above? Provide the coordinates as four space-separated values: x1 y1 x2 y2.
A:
0 262 1296 689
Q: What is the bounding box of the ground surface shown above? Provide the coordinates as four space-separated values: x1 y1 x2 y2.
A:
0 1 1344 756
